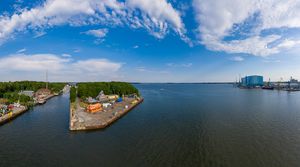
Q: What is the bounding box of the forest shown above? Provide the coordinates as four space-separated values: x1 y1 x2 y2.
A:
76 82 139 99
0 81 66 105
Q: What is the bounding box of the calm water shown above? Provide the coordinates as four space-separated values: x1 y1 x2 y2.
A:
1 84 300 167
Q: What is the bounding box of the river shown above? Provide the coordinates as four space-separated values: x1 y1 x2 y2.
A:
1 84 300 167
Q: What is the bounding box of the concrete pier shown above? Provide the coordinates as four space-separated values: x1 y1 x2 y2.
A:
69 97 143 131
0 106 28 125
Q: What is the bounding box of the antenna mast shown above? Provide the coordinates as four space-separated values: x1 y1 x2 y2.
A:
46 70 48 89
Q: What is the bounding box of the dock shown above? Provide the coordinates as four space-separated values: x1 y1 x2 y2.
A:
0 105 28 125
0 93 61 126
69 97 143 131
35 94 57 105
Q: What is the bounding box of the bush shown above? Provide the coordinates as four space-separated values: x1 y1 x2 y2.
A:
3 92 32 104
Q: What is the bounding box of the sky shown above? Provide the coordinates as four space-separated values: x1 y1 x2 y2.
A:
0 0 300 82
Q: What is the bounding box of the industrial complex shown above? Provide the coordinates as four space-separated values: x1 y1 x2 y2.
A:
237 75 300 91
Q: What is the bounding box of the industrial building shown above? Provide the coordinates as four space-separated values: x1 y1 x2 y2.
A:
241 75 264 88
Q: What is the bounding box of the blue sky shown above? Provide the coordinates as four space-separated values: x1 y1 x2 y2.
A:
0 0 300 82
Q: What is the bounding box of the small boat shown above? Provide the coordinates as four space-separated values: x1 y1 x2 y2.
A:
38 99 46 104
262 86 274 90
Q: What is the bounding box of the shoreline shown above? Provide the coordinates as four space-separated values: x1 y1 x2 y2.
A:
0 105 28 125
69 98 144 131
0 93 60 126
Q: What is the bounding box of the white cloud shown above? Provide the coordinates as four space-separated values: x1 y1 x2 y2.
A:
193 0 300 56
133 45 139 49
33 31 47 38
72 59 121 73
167 62 193 67
83 28 108 38
262 59 281 63
17 48 26 53
0 0 188 45
73 48 81 53
213 35 282 57
276 39 300 49
0 54 69 71
93 38 105 45
182 63 193 67
61 53 71 58
0 53 122 81
126 0 186 38
230 56 244 62
136 67 169 74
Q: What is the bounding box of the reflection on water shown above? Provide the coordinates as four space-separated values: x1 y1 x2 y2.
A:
1 84 300 167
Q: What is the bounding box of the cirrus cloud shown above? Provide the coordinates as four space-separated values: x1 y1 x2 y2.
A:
0 0 188 45
193 0 300 57
83 28 108 38
230 56 244 62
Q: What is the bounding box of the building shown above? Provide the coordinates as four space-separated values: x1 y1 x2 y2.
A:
241 75 263 87
19 90 34 97
107 95 119 100
96 90 109 102
288 77 299 89
86 97 98 104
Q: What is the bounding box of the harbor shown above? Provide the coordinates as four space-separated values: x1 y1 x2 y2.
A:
2 83 300 167
0 81 67 126
69 82 142 131
0 90 60 125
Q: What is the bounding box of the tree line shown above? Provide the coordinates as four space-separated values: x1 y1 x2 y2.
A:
70 86 76 103
76 82 140 99
0 81 66 105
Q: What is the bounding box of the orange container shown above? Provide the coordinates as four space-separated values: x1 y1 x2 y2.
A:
87 103 102 113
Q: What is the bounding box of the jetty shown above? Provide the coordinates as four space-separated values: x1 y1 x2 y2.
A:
70 97 143 131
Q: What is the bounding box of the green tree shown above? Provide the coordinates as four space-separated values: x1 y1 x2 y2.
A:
70 87 77 103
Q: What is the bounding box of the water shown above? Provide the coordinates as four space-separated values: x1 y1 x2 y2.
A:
1 84 300 167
